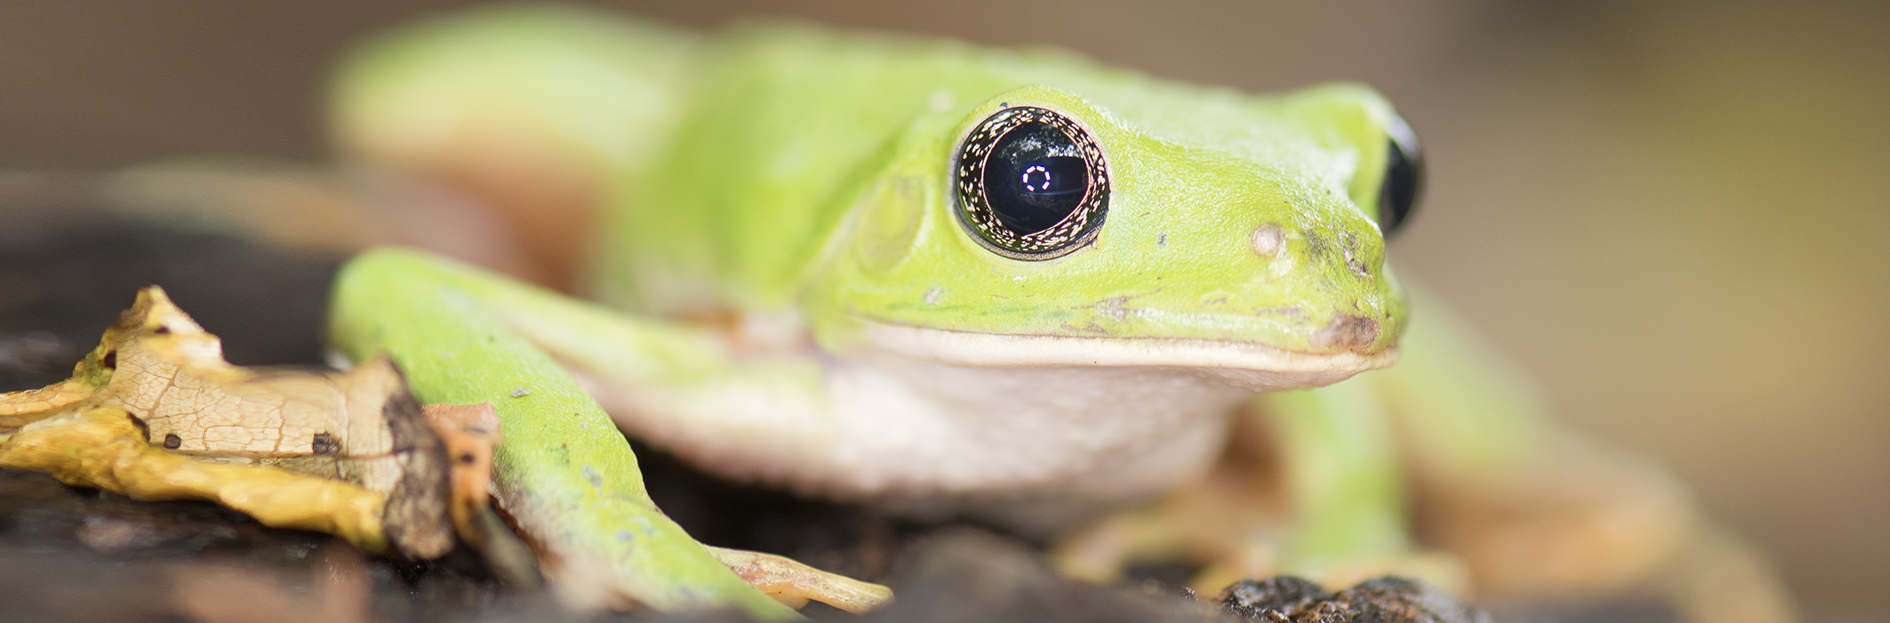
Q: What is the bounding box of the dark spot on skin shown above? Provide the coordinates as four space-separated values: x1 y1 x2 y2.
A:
311 432 340 455
1311 315 1381 352
459 453 476 464
1303 233 1332 261
101 350 116 370
1254 306 1309 321
125 414 149 442
162 434 181 450
1339 233 1372 277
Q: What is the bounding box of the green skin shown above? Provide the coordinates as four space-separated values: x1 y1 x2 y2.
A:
329 6 1546 617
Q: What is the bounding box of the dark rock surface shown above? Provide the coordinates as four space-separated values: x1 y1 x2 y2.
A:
855 528 1224 623
1219 575 1489 623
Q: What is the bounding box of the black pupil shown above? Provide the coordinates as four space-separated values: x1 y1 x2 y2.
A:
1378 137 1420 238
983 122 1089 236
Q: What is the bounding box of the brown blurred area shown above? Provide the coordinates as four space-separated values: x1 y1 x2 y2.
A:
1 1 1884 620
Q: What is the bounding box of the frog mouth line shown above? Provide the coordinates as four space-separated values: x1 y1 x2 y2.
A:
856 320 1396 392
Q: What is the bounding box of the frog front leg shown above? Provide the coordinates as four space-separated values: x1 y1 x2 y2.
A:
1216 384 1464 591
330 247 883 617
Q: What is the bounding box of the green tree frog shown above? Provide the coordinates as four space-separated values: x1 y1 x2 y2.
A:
323 5 1548 618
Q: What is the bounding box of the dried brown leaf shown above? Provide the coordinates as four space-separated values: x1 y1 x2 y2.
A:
708 546 894 614
0 406 391 553
0 286 452 559
421 402 500 535
423 402 542 588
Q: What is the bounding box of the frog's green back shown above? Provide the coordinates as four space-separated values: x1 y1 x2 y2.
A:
599 22 1401 321
591 23 1079 313
340 7 1413 359
333 5 699 189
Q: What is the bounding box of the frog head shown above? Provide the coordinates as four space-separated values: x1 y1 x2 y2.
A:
810 82 1420 390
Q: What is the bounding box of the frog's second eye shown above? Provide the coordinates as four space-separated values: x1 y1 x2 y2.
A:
955 106 1109 260
1378 116 1423 238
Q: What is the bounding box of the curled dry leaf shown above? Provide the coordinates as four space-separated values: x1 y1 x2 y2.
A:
0 406 391 553
423 402 543 588
0 286 453 559
421 403 500 535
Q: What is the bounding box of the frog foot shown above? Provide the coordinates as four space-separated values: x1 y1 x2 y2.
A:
1047 476 1469 599
1416 439 1804 623
1048 449 1282 584
1416 438 1694 598
1052 499 1470 601
707 546 894 614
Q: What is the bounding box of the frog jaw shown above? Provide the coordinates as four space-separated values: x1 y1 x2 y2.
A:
854 320 1396 391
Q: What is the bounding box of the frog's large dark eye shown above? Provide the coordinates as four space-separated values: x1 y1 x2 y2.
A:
1377 116 1423 238
954 106 1109 260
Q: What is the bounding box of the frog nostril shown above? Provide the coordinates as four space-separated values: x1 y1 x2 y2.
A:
1310 315 1381 352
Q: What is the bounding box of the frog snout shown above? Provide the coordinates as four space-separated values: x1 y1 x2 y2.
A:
1309 314 1382 352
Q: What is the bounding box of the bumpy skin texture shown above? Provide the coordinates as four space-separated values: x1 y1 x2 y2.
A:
330 5 1430 615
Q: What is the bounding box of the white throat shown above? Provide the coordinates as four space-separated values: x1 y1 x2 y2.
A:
810 353 1253 533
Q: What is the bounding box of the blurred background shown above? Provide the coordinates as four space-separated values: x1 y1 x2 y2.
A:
0 1 1884 621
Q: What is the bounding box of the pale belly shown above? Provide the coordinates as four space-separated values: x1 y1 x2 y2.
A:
778 354 1251 534
576 336 1258 534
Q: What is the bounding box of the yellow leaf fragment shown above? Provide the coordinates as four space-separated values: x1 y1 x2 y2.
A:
0 407 390 554
707 546 894 614
81 288 432 497
0 379 93 431
0 286 453 559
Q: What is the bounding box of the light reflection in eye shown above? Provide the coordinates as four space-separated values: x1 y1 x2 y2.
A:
1021 164 1052 192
